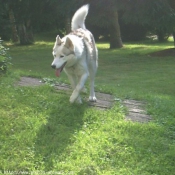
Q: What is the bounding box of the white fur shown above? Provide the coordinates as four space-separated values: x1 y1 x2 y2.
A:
51 4 98 103
71 4 89 31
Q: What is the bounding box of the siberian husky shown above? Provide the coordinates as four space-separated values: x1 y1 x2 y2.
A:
51 4 98 103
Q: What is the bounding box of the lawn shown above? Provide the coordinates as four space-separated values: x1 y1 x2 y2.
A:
0 35 175 174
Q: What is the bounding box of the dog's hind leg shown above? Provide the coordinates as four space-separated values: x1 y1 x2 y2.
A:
89 61 97 102
89 76 97 102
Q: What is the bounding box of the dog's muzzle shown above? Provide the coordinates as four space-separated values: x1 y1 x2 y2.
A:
51 64 56 69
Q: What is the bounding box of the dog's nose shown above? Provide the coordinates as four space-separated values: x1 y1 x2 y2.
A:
51 64 56 69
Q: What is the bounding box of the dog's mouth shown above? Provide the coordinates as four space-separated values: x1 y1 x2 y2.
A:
55 62 67 77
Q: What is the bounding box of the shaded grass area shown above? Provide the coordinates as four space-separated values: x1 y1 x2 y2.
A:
1 37 175 174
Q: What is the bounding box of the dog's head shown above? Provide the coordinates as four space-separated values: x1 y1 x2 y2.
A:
51 35 75 77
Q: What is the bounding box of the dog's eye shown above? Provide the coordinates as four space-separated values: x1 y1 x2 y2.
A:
60 55 64 58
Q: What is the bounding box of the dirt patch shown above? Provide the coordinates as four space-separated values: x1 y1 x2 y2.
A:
149 48 175 57
17 76 151 123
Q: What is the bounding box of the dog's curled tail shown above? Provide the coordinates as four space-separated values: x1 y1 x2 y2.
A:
71 4 89 31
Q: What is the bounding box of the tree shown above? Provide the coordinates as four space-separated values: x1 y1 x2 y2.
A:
0 0 11 40
168 0 175 46
1 0 58 44
0 0 18 42
119 0 175 43
46 0 123 48
8 6 18 42
15 0 34 44
55 0 85 34
1 0 174 47
0 0 122 47
0 0 34 44
87 0 123 48
109 9 123 48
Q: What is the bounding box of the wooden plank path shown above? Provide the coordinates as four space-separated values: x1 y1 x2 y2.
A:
123 99 152 123
17 77 152 123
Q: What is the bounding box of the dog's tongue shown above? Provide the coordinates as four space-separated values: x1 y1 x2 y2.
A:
55 68 61 77
55 62 67 77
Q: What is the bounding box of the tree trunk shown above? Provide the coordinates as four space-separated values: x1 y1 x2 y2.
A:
109 10 123 49
18 20 34 45
173 31 175 47
8 7 18 42
167 0 175 47
157 30 167 42
26 20 34 43
168 0 175 9
18 24 27 45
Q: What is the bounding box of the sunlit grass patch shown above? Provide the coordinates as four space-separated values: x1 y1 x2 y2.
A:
97 39 174 56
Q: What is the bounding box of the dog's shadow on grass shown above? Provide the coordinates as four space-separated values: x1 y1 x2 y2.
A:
34 95 88 171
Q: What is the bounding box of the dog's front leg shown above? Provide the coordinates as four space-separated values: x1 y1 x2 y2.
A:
67 74 83 104
70 73 88 103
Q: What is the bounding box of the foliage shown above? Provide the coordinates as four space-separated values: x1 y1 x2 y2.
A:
0 0 175 43
86 0 116 28
121 0 175 33
56 0 85 17
119 22 148 41
0 39 11 74
0 2 11 40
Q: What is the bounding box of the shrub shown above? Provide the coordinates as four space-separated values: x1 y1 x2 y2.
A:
0 38 12 74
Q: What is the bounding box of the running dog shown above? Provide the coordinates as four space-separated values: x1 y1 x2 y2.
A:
51 4 98 103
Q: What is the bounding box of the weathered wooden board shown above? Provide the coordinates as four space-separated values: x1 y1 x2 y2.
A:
55 83 114 109
123 99 152 123
18 77 43 86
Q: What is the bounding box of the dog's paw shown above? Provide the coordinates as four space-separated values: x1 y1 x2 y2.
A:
70 90 78 103
70 96 82 104
89 96 97 102
70 94 76 103
76 96 82 104
70 96 76 103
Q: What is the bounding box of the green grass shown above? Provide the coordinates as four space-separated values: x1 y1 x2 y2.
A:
0 36 175 174
97 43 175 98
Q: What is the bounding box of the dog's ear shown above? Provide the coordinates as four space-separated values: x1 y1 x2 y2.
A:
64 37 74 52
56 35 62 45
